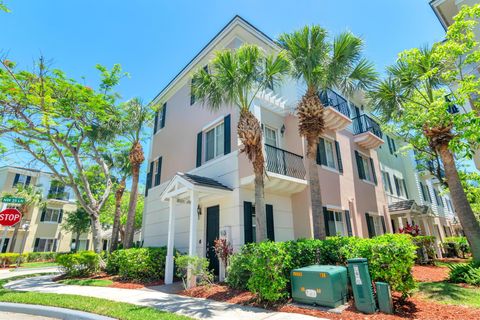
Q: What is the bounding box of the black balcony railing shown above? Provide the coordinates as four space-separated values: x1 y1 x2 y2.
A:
319 89 351 118
48 191 70 201
265 144 306 180
352 114 383 138
416 159 445 179
445 94 460 114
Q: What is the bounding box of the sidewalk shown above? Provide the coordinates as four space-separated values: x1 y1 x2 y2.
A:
5 275 325 320
0 267 59 280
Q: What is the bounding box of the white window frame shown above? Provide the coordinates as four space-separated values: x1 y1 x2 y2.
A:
381 171 392 194
43 208 61 223
319 136 339 172
204 121 224 163
263 125 278 147
359 154 374 183
325 209 346 236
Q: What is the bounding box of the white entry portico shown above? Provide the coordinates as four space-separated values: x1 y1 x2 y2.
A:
160 172 232 286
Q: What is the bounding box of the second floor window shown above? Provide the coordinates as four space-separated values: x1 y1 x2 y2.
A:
355 151 376 184
264 126 277 147
381 171 393 194
205 122 224 162
13 174 31 188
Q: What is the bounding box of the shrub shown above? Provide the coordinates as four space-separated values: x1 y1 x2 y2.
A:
56 251 100 277
109 247 168 281
0 253 25 267
226 244 255 290
175 254 213 289
448 261 480 286
412 236 436 264
26 252 57 262
444 236 470 258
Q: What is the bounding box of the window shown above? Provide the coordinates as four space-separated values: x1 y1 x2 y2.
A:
318 138 343 172
34 238 57 252
205 122 224 162
324 140 336 168
41 208 62 223
360 156 373 182
48 181 67 200
446 199 454 212
325 210 345 236
381 171 393 194
365 213 386 238
434 189 443 206
387 136 397 155
71 239 90 251
153 157 162 187
355 151 376 183
420 182 431 203
264 126 277 147
394 176 407 198
13 173 31 188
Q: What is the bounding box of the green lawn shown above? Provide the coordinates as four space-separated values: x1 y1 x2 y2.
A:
59 278 113 287
417 282 480 308
0 274 192 320
15 261 58 269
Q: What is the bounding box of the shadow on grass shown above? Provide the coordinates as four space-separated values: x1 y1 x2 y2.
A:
418 281 480 308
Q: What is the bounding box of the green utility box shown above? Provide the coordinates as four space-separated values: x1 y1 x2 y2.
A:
376 282 394 314
291 265 348 308
347 258 377 314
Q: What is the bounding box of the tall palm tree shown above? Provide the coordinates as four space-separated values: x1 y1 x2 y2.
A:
278 26 377 239
192 44 289 242
369 46 480 261
122 98 153 249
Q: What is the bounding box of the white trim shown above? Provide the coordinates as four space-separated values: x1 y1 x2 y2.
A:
190 151 238 174
202 115 226 132
362 179 376 186
320 165 340 174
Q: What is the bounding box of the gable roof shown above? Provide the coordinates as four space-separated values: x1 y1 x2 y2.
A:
149 15 278 107
178 173 232 191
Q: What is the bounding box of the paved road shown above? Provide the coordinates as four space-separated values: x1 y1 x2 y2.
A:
5 275 325 320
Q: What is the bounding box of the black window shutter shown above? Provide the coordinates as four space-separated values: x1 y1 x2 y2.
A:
224 115 231 155
12 174 20 187
266 204 274 241
243 202 253 244
40 208 46 222
25 176 31 186
160 103 167 129
317 138 327 166
145 161 154 196
34 238 40 252
335 141 343 173
53 239 58 252
323 207 330 237
386 173 393 194
153 110 159 133
345 210 353 236
380 216 387 234
155 157 162 186
392 138 397 152
58 209 63 223
196 132 203 168
355 151 365 180
387 136 393 154
402 179 409 198
365 213 375 238
369 157 377 185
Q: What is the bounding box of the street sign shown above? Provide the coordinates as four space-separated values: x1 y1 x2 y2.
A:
0 208 22 227
1 196 26 204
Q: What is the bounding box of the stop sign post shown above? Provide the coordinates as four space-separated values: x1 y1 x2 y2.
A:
0 208 22 253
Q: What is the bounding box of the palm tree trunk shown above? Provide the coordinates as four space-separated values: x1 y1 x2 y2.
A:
254 169 267 242
90 215 103 253
74 231 80 252
110 178 125 252
8 222 20 253
307 143 326 239
438 143 480 261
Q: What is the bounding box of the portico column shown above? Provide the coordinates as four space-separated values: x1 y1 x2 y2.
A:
422 217 431 235
405 213 413 225
187 190 199 288
165 198 175 285
397 217 404 231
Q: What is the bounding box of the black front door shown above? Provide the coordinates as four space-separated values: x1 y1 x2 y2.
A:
206 205 220 275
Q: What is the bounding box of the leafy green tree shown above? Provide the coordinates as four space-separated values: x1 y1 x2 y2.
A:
0 57 125 253
369 44 480 261
0 2 9 13
120 98 152 249
62 208 91 252
278 26 377 239
2 184 44 252
191 44 289 242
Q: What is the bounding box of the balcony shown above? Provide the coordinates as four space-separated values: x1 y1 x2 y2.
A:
352 114 384 149
416 159 445 180
319 89 352 131
47 191 70 201
240 144 307 194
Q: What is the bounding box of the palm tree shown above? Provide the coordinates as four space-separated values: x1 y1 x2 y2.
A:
369 46 480 261
278 26 377 239
192 44 289 242
121 98 153 249
2 184 44 252
62 208 91 252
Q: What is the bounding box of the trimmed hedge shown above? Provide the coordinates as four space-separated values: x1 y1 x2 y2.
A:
227 234 417 302
0 253 25 267
25 252 57 262
56 251 100 277
106 247 168 281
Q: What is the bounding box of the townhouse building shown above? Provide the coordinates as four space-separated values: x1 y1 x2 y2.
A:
142 16 392 283
0 166 94 253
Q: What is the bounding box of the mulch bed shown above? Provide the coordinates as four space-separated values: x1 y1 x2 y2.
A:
180 265 480 320
53 272 164 289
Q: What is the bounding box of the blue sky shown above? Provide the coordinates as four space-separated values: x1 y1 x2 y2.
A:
0 0 449 172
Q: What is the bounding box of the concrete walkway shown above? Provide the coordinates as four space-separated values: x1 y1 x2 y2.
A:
4 275 325 320
0 267 59 280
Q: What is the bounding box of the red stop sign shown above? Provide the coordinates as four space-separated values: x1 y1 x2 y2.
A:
0 208 22 227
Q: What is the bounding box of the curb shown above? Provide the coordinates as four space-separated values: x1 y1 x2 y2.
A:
0 302 116 320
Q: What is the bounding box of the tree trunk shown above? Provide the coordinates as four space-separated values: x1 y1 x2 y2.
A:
110 178 125 252
307 143 326 239
119 226 125 246
74 231 80 252
437 143 480 261
254 170 267 242
8 222 20 253
90 215 103 253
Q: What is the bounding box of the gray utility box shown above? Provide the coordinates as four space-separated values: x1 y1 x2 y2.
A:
291 265 348 308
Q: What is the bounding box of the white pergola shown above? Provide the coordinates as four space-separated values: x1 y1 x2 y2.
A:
160 173 232 286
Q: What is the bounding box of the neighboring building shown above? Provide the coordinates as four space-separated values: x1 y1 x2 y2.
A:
430 0 480 169
0 166 94 253
376 135 460 257
142 16 391 283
